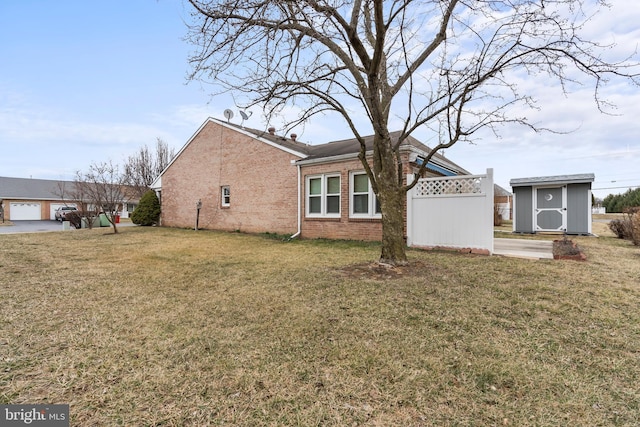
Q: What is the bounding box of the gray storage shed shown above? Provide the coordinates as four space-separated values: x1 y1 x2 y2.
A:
510 173 594 235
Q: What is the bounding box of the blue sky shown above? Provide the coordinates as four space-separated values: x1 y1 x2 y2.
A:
1 0 638 199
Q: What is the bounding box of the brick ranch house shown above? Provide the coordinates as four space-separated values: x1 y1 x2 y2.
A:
0 176 76 221
0 176 138 221
152 117 470 241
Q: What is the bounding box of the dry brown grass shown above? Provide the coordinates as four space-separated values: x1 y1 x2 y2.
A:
1 227 639 426
593 213 626 221
494 219 513 233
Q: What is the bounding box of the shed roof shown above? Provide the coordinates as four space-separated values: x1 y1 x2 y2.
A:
510 173 595 187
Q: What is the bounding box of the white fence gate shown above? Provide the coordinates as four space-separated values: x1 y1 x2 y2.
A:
406 169 494 254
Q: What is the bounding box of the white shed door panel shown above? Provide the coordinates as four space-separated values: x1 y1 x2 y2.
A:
10 202 42 220
535 187 566 232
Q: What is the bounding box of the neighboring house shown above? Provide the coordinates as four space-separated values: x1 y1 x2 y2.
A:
0 177 77 221
153 117 471 241
494 184 513 220
0 176 138 221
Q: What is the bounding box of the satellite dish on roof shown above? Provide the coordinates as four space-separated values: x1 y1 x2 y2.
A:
239 110 252 127
223 109 234 122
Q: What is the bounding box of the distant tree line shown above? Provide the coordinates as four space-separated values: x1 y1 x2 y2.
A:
602 188 640 213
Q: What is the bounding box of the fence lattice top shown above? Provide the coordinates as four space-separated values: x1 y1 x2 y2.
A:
414 176 485 196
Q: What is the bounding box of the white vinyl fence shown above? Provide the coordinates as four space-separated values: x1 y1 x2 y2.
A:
406 169 494 254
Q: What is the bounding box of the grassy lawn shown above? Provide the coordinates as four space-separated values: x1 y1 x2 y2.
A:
1 227 639 426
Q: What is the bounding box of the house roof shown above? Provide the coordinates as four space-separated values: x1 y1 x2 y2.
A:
510 173 595 187
0 176 140 203
152 117 472 188
494 184 512 197
221 121 313 156
0 176 70 200
151 118 312 189
298 130 469 175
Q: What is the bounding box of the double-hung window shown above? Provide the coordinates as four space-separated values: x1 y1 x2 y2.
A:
221 186 230 207
350 172 381 218
306 174 340 217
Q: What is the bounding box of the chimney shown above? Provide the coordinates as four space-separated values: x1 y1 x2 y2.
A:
290 133 297 141
268 127 276 135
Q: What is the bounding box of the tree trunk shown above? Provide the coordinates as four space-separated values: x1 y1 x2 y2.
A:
372 134 408 266
378 185 407 265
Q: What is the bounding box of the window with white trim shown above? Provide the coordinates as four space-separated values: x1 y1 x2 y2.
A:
306 174 340 217
350 172 381 218
221 186 230 207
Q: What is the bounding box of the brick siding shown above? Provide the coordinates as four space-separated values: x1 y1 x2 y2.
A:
300 155 422 241
160 120 302 234
160 120 451 241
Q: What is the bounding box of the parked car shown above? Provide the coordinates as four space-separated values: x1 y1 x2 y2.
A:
54 206 78 221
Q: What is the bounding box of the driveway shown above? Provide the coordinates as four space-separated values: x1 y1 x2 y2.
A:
0 220 66 234
494 238 553 259
0 220 134 234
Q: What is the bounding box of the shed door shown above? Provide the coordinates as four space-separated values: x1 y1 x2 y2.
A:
535 187 566 232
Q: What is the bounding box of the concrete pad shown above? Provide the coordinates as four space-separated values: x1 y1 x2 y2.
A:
494 238 553 259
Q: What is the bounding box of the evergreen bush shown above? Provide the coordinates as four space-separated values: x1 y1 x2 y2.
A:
131 190 161 226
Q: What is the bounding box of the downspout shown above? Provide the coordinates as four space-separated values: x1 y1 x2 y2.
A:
289 162 302 240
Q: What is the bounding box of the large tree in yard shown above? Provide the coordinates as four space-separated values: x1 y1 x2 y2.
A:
186 0 638 265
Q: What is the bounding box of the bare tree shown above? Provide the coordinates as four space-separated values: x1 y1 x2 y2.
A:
55 180 99 229
186 0 638 265
75 161 127 234
123 138 175 199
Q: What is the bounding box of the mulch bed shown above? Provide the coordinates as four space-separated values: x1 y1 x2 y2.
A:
553 238 586 261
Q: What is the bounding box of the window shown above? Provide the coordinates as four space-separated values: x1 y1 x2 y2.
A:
221 186 230 207
306 174 340 217
350 172 381 218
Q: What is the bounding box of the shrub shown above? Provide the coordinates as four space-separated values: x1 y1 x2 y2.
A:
131 190 161 226
65 211 82 229
630 208 640 246
609 207 640 245
609 219 630 239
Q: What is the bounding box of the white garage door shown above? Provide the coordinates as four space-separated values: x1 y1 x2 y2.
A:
49 203 78 220
50 203 65 220
10 202 42 220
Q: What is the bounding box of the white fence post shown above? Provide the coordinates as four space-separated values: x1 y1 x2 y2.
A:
406 174 414 247
484 168 494 254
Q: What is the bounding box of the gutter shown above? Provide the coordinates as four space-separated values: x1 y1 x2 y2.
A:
289 161 302 240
